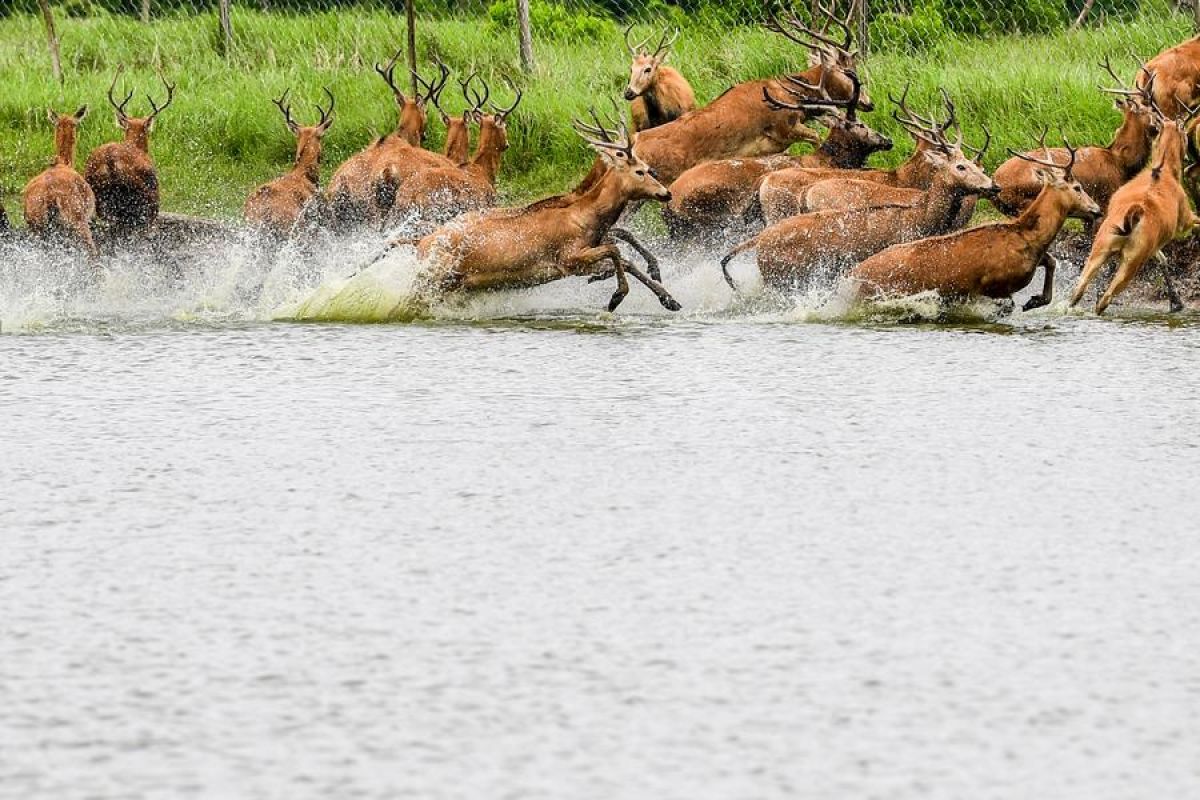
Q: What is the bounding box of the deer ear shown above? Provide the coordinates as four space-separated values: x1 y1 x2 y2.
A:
47 107 57 124
75 105 88 121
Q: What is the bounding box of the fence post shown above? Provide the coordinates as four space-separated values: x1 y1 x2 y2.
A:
854 0 868 58
141 0 150 24
36 0 63 84
218 0 233 54
406 0 418 96
517 0 534 72
1194 0 1200 34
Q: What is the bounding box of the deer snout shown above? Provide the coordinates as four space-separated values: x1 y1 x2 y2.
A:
981 180 1001 198
624 88 638 101
656 188 672 202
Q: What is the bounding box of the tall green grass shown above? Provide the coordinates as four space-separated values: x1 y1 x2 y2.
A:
0 8 1192 220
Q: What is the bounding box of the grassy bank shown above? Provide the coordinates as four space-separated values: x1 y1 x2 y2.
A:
0 8 1192 221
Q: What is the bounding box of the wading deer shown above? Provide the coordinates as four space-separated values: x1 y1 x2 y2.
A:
663 70 891 240
721 134 998 291
1070 103 1200 314
758 87 981 224
84 67 174 236
389 87 522 229
994 59 1160 216
1137 37 1200 117
325 54 450 230
398 113 680 313
623 25 696 132
849 139 1102 310
244 88 335 239
22 106 97 257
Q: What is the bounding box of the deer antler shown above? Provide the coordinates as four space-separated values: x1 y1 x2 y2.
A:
766 6 852 56
272 88 299 134
573 105 632 155
1098 54 1141 97
623 24 652 57
316 86 335 131
490 78 522 119
412 59 451 106
652 26 680 58
375 48 407 101
817 2 855 52
963 125 991 165
1007 128 1065 174
108 65 134 122
147 70 175 120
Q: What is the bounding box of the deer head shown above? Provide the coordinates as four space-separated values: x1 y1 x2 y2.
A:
623 25 680 102
1009 132 1101 220
893 87 998 196
375 51 449 145
478 80 522 156
107 65 175 152
47 105 88 166
574 109 671 203
272 87 335 179
761 66 861 149
766 4 872 110
1099 55 1161 140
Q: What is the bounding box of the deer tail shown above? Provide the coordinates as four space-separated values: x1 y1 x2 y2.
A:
720 234 759 292
1112 204 1145 238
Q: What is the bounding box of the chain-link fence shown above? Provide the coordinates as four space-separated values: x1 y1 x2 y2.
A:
0 1 1195 216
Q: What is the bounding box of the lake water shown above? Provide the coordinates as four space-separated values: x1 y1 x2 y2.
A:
2 237 1199 798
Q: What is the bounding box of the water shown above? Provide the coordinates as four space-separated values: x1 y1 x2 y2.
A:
3 236 1200 799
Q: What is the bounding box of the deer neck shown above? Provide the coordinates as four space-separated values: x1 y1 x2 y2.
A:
397 103 424 146
815 130 858 168
54 123 77 167
1109 111 1153 177
1013 185 1072 253
916 175 971 233
1152 126 1185 182
894 151 928 185
444 119 470 163
641 86 665 122
294 136 321 186
574 170 632 232
469 123 504 185
123 125 151 153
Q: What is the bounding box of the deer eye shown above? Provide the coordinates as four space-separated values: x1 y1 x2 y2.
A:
956 164 966 171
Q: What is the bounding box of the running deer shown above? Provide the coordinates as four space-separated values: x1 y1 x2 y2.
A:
389 86 522 229
22 106 97 257
623 25 696 132
663 70 892 240
85 67 174 236
1070 102 1200 314
244 88 335 239
325 55 450 230
1137 37 1200 117
849 138 1101 311
720 121 998 292
398 112 680 313
994 58 1159 216
758 86 980 224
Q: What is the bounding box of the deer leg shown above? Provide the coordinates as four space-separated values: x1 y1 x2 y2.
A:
607 228 662 282
1096 252 1146 315
1155 250 1185 313
1022 254 1057 311
622 259 682 311
565 244 629 311
1070 242 1119 308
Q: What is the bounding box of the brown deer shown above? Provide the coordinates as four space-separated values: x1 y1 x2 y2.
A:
663 70 891 239
388 87 522 229
623 25 696 132
436 73 488 166
394 113 680 313
1136 37 1200 117
244 88 335 239
849 139 1101 311
720 125 998 292
994 59 1160 216
758 87 979 224
1070 102 1200 314
325 54 450 231
84 66 174 236
22 106 97 257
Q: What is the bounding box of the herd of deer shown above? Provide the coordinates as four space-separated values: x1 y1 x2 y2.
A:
8 8 1200 316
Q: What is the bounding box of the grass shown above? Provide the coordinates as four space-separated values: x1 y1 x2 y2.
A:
0 7 1193 221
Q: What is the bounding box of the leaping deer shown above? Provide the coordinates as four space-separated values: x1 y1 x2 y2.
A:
1070 100 1200 314
389 81 522 230
244 88 335 239
395 111 680 313
22 106 97 258
994 57 1160 216
622 25 696 132
84 66 175 237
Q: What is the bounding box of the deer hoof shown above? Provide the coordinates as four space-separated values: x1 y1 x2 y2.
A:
660 294 682 312
1021 294 1049 312
1170 299 1185 313
607 291 628 312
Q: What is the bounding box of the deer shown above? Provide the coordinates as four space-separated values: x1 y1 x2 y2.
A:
757 86 983 224
22 106 97 257
325 54 451 231
374 112 681 314
994 58 1160 216
244 88 335 239
388 85 522 230
1069 101 1200 314
720 118 998 292
1136 36 1200 118
436 73 488 167
662 69 892 240
849 138 1102 311
623 25 696 132
84 66 174 237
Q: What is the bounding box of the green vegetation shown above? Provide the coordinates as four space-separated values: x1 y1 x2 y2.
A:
0 6 1192 221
